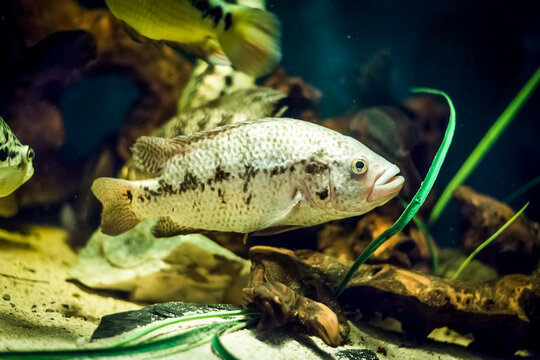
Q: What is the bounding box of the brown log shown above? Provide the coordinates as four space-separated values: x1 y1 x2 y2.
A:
245 246 540 356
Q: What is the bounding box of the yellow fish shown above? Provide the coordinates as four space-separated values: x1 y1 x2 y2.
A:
0 117 34 198
104 0 282 77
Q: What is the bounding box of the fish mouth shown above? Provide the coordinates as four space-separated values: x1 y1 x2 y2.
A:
367 166 404 202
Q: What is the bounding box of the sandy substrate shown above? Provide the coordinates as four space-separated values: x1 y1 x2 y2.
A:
0 225 502 359
0 225 141 351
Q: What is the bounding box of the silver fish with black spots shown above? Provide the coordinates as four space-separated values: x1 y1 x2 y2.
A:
93 118 404 237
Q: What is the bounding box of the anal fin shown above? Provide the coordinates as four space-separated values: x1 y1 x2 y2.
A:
151 217 200 238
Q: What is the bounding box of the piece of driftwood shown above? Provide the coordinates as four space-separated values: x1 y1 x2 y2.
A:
264 68 322 122
317 211 434 270
243 246 349 347
244 246 540 356
15 0 190 161
453 185 540 275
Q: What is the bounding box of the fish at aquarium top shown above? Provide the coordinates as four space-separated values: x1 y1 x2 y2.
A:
0 117 35 197
92 118 404 237
104 0 281 77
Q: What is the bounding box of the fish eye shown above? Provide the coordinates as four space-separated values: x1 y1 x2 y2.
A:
25 147 35 162
351 158 368 175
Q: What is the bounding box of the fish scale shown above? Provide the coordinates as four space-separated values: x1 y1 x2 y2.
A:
93 118 404 237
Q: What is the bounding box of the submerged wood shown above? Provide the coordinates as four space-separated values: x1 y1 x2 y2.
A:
244 246 349 347
453 185 540 275
244 246 540 356
264 68 322 122
317 210 434 270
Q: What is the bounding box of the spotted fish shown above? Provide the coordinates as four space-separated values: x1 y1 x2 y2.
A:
104 0 281 76
92 118 404 237
0 117 35 197
120 87 287 180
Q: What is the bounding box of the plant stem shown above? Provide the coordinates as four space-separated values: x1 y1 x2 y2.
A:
211 322 247 360
504 176 540 203
451 202 529 280
398 196 438 276
108 310 257 348
411 214 439 276
429 66 540 225
335 87 455 297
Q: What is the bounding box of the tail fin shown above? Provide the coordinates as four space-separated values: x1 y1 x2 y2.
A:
218 7 281 77
91 177 140 236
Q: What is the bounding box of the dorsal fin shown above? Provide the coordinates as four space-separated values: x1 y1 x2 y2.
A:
131 136 190 175
132 118 293 175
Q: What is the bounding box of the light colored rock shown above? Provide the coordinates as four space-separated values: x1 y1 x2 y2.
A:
69 219 249 304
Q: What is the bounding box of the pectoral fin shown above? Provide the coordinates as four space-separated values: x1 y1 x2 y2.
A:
254 191 303 234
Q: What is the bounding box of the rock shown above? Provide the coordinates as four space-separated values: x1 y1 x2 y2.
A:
69 219 250 304
453 185 540 275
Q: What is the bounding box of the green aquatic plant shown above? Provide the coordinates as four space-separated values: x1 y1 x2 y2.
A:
429 66 540 225
0 311 257 359
211 322 248 360
398 196 439 275
504 176 540 203
451 202 529 281
411 214 438 276
107 309 257 348
336 87 456 297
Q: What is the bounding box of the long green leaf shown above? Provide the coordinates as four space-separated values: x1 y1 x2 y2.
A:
109 309 256 348
504 176 540 203
398 196 438 275
0 320 243 360
429 66 540 225
451 202 529 280
336 87 456 297
211 322 247 360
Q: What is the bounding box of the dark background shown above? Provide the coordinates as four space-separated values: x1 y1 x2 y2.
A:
269 0 540 244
